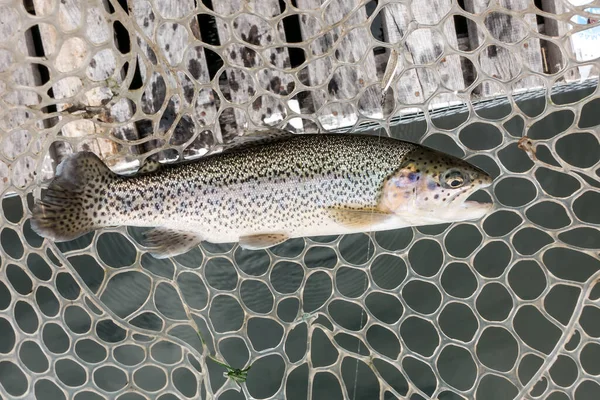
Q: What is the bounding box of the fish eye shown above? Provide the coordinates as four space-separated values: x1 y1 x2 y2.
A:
441 169 468 189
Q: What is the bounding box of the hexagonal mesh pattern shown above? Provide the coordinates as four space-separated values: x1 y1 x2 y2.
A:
1 0 599 399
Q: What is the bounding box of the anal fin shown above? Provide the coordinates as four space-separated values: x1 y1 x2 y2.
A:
142 228 202 259
326 208 395 229
239 233 289 250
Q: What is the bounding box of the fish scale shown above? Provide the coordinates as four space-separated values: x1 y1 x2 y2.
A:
32 133 493 258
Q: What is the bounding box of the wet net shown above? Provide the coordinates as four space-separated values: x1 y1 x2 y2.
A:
1 0 600 399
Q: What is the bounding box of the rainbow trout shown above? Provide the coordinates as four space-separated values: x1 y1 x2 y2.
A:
32 133 493 258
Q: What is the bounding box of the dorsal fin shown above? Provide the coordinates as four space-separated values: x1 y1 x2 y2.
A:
137 158 162 174
133 129 299 172
213 128 297 154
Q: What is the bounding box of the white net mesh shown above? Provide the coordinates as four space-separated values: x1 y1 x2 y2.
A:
1 0 600 398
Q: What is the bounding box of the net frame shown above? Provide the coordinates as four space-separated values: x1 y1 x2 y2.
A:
0 0 599 399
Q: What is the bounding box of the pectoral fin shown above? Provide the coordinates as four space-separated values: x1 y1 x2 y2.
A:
326 208 395 229
142 228 202 259
239 233 289 250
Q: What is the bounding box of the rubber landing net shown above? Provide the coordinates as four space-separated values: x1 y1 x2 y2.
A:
0 0 599 399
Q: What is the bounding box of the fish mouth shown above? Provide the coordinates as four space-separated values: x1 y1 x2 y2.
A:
453 200 493 222
461 200 494 211
451 181 494 211
424 194 493 224
457 185 494 216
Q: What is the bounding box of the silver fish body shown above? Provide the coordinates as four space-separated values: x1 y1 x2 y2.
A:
32 133 493 258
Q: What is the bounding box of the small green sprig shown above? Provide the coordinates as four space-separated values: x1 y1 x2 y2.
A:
209 356 252 383
197 330 251 385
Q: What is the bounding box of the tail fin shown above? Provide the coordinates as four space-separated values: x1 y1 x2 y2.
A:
31 152 115 242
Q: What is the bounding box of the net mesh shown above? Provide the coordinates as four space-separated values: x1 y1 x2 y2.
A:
1 0 600 398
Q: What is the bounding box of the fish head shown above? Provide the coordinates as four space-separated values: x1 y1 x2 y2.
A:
380 147 494 224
